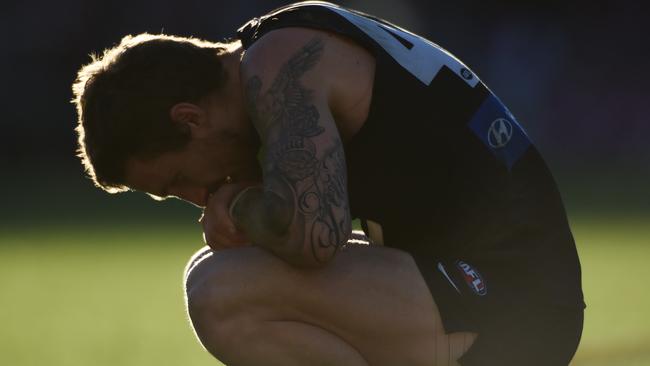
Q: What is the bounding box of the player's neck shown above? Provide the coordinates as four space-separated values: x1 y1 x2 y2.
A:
221 41 245 84
214 43 260 161
217 43 244 106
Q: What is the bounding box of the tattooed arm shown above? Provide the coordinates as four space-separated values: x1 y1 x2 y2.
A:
231 30 352 268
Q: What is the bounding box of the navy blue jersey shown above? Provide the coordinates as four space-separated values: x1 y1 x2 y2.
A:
237 1 584 309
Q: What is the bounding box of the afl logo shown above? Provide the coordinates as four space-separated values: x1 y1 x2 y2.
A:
487 118 514 148
456 260 487 296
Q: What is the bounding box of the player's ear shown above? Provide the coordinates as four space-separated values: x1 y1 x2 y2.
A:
170 102 208 137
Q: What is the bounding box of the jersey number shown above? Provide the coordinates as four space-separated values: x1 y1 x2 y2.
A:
326 4 479 87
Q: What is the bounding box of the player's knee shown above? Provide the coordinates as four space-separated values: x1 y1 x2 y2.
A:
185 255 244 357
184 247 290 354
184 246 286 305
183 246 212 292
185 249 245 324
186 281 228 356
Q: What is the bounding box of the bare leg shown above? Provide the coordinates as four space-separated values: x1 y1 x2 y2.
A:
184 245 476 366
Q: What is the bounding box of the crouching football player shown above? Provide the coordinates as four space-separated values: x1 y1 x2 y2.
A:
72 2 585 365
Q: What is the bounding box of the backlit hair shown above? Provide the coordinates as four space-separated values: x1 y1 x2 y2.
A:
72 33 236 192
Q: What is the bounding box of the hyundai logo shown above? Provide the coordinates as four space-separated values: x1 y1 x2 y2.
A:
487 118 514 148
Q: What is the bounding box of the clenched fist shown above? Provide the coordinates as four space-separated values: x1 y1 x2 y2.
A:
200 182 260 251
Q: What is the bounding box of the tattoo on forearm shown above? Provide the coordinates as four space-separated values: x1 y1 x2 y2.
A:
242 37 350 263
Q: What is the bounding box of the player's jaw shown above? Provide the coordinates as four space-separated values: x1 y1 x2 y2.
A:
172 186 211 208
168 179 227 208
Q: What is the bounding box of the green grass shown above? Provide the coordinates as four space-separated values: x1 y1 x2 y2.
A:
569 216 650 366
0 225 218 366
0 216 648 366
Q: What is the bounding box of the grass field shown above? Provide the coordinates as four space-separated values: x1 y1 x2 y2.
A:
0 215 648 366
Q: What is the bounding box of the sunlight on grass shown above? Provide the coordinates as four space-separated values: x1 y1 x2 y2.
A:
569 216 650 366
0 225 221 366
0 216 648 366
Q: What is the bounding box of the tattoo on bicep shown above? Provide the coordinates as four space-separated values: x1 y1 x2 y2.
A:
245 37 350 262
307 139 350 260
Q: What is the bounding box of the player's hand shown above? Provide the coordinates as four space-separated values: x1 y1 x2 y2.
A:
200 182 259 251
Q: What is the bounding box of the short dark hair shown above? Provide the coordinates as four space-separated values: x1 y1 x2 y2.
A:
72 33 233 193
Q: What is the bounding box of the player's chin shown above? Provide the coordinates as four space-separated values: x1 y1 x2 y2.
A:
197 185 219 208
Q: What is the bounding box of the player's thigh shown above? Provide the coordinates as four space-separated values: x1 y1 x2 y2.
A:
184 245 475 365
184 245 432 327
290 245 477 365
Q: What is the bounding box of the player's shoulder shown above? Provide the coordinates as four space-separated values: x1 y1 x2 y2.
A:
240 27 375 106
241 28 334 83
244 27 371 87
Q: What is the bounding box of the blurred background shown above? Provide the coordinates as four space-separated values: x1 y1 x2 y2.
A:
1 0 648 365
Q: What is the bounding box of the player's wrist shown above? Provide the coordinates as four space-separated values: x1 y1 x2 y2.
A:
228 185 264 223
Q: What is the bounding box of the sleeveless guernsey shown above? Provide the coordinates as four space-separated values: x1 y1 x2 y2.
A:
236 1 584 310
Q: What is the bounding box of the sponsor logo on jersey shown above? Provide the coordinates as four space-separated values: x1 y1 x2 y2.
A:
487 118 514 148
467 94 531 170
456 260 487 296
